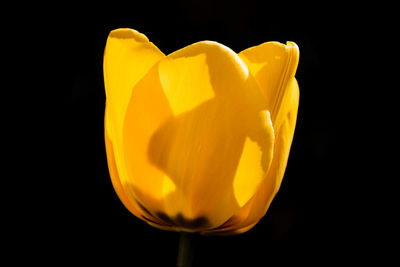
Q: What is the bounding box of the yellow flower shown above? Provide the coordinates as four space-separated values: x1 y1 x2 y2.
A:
104 28 299 235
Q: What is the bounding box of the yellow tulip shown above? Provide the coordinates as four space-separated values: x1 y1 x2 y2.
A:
103 28 299 235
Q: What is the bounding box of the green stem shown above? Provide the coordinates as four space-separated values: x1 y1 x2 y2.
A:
176 231 195 267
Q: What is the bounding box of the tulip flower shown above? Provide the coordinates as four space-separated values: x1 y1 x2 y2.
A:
103 28 299 237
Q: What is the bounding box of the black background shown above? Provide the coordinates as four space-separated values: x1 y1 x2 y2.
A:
67 1 383 265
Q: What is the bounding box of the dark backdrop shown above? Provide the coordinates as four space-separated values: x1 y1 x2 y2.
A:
69 1 376 265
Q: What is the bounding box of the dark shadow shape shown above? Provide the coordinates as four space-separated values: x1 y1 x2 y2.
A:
156 212 210 230
131 183 211 230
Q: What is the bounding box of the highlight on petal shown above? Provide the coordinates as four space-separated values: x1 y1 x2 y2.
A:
122 40 274 230
158 53 215 116
239 41 299 130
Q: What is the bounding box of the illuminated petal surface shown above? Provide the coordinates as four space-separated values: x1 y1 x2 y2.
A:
122 41 274 230
239 41 299 130
208 70 299 235
103 29 165 223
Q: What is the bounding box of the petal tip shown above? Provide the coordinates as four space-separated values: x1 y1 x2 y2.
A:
286 41 297 47
286 41 299 56
109 28 149 42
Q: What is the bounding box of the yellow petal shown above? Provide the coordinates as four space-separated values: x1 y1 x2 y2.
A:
105 106 170 227
104 109 142 218
103 28 165 222
239 41 299 130
206 78 299 235
104 28 165 137
122 41 274 230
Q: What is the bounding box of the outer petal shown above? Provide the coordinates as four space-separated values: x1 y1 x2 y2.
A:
104 109 143 218
239 41 299 130
206 78 299 235
105 106 172 228
122 41 275 231
103 29 165 224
